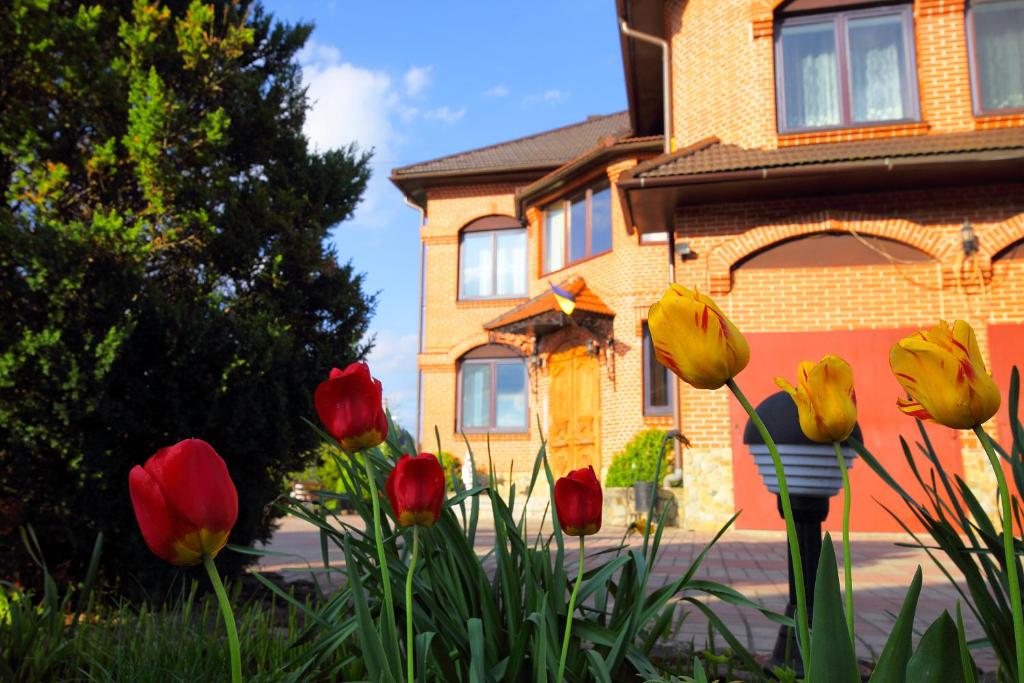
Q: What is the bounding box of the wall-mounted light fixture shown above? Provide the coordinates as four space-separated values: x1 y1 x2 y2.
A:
585 339 600 357
961 220 979 257
674 241 692 259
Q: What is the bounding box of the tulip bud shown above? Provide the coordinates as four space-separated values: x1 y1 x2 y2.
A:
776 355 858 443
554 466 603 536
314 362 389 452
129 439 238 567
890 320 1001 429
648 285 750 390
386 454 446 527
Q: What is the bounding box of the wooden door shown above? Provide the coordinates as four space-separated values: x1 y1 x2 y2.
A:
548 345 601 477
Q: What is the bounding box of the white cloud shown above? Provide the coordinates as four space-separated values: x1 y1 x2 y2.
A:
524 88 569 105
485 84 509 97
297 41 464 230
366 329 419 429
403 65 433 97
424 106 466 125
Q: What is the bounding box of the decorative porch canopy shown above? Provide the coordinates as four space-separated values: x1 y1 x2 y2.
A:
483 277 614 340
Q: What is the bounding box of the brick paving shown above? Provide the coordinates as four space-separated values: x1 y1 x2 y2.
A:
259 514 996 673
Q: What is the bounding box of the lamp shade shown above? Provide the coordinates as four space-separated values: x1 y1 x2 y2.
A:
743 391 862 498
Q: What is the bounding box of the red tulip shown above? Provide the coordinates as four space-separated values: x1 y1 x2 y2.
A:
554 466 603 536
314 362 389 452
386 454 446 527
128 439 238 567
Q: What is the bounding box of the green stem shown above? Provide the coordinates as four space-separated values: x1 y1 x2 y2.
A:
728 379 811 676
406 526 419 683
834 440 855 647
360 451 399 672
557 536 586 683
203 555 241 683
974 425 1024 683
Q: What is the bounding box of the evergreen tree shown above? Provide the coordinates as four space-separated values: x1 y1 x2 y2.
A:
0 0 375 591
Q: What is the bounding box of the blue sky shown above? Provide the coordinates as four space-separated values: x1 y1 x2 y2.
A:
262 1 627 428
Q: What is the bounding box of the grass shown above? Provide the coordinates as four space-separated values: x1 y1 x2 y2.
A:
0 575 363 682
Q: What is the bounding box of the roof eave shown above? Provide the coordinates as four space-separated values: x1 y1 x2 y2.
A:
617 0 668 138
619 150 1024 233
389 164 561 210
514 138 663 219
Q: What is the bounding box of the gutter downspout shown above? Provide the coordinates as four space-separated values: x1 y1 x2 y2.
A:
405 196 427 450
664 228 684 487
619 16 683 485
619 18 673 155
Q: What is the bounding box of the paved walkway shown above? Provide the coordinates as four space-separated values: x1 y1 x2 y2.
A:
259 514 996 672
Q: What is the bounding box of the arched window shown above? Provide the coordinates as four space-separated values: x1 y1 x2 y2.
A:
994 237 1024 262
735 233 932 269
459 216 526 300
458 345 528 432
774 1 920 132
967 0 1024 114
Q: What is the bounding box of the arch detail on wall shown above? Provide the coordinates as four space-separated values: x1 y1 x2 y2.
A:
706 209 952 294
984 213 1024 262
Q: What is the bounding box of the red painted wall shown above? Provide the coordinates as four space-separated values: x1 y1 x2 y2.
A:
989 324 1024 492
729 329 964 533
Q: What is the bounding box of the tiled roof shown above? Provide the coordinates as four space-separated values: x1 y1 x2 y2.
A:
633 128 1024 179
484 277 614 331
392 112 631 177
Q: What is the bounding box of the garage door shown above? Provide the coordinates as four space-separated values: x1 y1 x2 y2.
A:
728 328 964 533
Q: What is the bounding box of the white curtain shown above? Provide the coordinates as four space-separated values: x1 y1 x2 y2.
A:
977 3 1024 110
799 51 841 127
856 43 903 121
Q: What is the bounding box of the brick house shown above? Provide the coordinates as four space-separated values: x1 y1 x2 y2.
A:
391 0 1024 532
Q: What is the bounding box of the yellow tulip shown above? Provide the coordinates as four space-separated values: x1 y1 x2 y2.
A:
890 320 1000 429
648 285 749 390
775 355 858 443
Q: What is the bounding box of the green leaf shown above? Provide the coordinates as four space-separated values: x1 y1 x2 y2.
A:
468 617 486 683
956 603 978 683
906 611 968 683
868 566 922 683
585 649 613 683
809 532 859 683
343 536 394 683
415 631 435 683
692 657 709 683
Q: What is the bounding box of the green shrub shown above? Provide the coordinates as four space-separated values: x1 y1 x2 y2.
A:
436 451 462 492
605 429 670 487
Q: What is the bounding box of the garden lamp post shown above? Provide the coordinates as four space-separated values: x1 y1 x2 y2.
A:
742 391 861 673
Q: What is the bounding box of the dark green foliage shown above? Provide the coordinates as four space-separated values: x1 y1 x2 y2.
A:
604 429 670 487
0 0 374 594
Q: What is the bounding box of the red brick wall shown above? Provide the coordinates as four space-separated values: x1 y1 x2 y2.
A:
667 0 1024 152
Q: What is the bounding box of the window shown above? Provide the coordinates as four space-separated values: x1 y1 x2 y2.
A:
543 182 613 272
459 346 528 432
643 323 674 416
459 216 526 299
968 0 1024 114
775 5 919 132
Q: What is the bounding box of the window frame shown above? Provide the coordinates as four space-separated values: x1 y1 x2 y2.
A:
966 0 1024 116
774 4 921 134
457 356 529 433
642 322 675 417
457 227 528 301
542 181 613 274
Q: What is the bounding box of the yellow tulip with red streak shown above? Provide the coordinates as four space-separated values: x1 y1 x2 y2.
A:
647 285 750 390
890 320 1000 429
776 355 858 443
